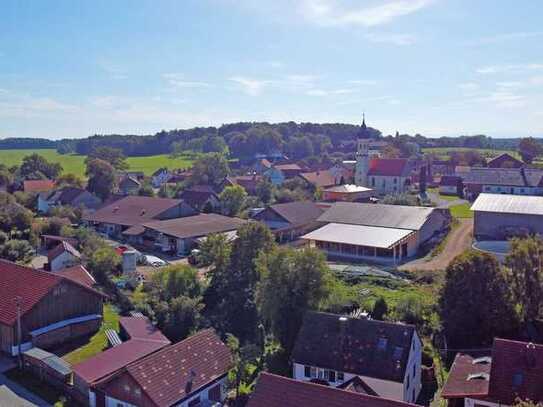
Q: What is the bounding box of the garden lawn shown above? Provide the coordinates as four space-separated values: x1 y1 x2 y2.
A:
449 203 473 218
0 149 195 178
62 304 120 365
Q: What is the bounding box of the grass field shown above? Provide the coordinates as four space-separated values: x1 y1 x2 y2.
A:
422 147 519 160
449 202 473 218
63 304 120 365
0 149 195 178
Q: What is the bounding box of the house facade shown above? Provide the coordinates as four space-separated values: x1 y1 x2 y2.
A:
47 241 81 272
38 187 101 214
0 260 104 356
118 177 141 196
439 176 462 196
151 168 172 188
291 312 422 404
461 167 543 200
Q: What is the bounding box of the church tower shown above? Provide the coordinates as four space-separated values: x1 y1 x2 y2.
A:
355 114 370 186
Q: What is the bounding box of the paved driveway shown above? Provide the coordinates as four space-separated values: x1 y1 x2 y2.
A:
0 373 51 407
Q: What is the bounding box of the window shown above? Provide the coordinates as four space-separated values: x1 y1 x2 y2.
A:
412 389 416 403
337 372 344 381
393 346 403 360
512 372 523 388
304 365 311 378
406 375 410 389
371 177 375 187
413 362 416 378
310 367 317 378
377 337 388 351
329 370 336 382
124 384 130 392
134 388 141 397
394 177 398 184
188 396 201 407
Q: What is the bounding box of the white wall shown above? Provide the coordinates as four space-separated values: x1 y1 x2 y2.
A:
465 398 501 407
105 395 137 407
482 184 542 196
403 332 422 403
174 376 228 407
50 251 78 272
369 176 409 195
292 362 404 401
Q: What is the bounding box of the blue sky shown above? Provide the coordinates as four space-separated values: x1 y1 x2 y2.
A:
1 0 543 139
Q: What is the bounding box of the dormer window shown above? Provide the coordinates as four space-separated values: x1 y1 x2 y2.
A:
467 373 489 381
472 356 491 365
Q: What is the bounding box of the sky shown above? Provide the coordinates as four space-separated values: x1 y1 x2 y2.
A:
1 0 543 140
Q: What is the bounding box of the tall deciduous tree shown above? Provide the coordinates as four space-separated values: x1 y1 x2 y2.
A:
88 146 129 170
505 236 543 323
519 137 543 164
205 222 275 343
191 153 230 186
439 250 517 348
257 247 332 353
20 153 63 180
219 185 247 216
86 158 116 200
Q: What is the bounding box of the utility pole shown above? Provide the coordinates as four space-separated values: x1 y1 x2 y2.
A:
15 296 22 369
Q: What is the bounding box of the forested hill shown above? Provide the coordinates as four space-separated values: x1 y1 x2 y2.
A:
0 121 521 159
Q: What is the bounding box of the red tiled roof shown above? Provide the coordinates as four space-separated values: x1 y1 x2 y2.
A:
54 265 96 288
74 339 169 384
23 179 55 193
367 159 410 177
119 316 170 344
441 353 491 399
83 196 184 227
299 170 337 188
122 329 231 406
247 373 418 407
488 339 543 405
0 259 61 326
47 241 81 263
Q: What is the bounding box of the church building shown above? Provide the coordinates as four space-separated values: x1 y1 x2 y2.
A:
355 117 412 195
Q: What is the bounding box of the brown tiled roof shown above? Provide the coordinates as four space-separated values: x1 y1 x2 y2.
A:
299 170 337 188
54 265 96 288
122 329 232 406
138 214 246 239
47 241 81 263
262 201 325 227
119 316 171 344
488 339 543 405
441 353 491 399
337 376 379 396
487 153 523 168
247 373 418 407
83 196 184 227
292 312 415 383
23 179 55 193
179 187 218 209
44 187 87 205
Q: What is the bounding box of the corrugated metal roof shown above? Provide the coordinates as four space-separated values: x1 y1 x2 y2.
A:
318 202 435 231
471 193 543 216
302 223 413 249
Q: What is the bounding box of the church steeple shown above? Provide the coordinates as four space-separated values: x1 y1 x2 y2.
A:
358 113 370 139
361 113 366 129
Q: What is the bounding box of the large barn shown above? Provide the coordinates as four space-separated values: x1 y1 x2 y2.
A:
302 202 449 264
0 260 105 356
471 193 543 240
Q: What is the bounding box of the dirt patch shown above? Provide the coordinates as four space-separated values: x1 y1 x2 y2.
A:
399 219 473 272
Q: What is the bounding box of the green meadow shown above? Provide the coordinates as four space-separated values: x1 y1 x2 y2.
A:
0 149 195 178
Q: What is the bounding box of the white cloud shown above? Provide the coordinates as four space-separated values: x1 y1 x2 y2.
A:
349 79 378 86
476 64 543 74
469 31 543 46
0 95 80 118
228 76 270 96
364 32 416 46
306 89 328 96
162 73 211 89
298 0 435 27
458 82 480 92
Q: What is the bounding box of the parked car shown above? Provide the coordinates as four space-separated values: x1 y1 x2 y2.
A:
188 249 201 265
144 255 167 267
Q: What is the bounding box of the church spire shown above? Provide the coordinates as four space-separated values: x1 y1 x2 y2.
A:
361 113 366 129
358 113 369 139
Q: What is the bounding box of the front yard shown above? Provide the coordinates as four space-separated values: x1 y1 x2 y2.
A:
449 203 473 218
62 304 120 365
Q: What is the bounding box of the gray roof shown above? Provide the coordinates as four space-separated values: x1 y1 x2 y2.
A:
462 167 543 187
318 202 435 231
471 193 543 216
302 223 414 249
24 347 72 376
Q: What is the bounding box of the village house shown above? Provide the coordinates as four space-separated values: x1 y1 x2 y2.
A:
54 265 97 289
123 213 247 255
82 195 196 238
46 241 82 272
323 184 375 202
118 176 141 196
461 167 543 199
38 186 102 214
264 163 304 186
299 169 339 189
471 193 543 240
439 175 462 196
330 162 355 184
0 259 104 356
291 311 422 404
431 159 455 177
487 153 524 169
303 202 448 264
179 185 221 212
74 327 231 407
220 174 263 195
441 338 543 407
247 373 419 407
23 179 56 194
252 201 326 242
151 167 172 188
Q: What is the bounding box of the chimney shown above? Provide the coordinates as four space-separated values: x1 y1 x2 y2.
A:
185 369 196 395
